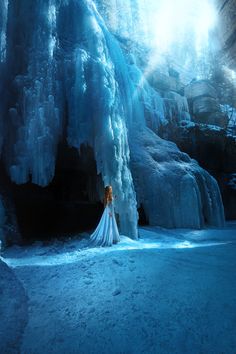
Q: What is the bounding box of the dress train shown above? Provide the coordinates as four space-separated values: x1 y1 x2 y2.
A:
90 201 120 247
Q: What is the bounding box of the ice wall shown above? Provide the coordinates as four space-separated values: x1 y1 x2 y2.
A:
0 0 225 240
95 0 150 43
164 91 191 126
58 0 139 237
3 0 138 238
95 0 218 82
5 0 62 186
0 0 8 155
130 128 224 228
128 60 167 132
0 0 8 62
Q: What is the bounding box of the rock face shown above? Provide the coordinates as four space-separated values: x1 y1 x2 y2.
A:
130 127 225 229
0 168 21 247
185 81 217 99
217 0 236 71
0 193 21 248
148 69 184 94
162 123 236 220
185 80 228 128
193 97 220 115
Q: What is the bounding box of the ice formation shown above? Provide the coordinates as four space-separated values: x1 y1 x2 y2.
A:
2 0 139 238
130 128 225 228
0 0 225 240
95 0 217 80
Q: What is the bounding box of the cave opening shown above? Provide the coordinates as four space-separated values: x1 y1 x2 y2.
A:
11 144 104 243
138 204 149 226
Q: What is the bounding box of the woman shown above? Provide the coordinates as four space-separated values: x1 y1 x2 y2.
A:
90 185 120 247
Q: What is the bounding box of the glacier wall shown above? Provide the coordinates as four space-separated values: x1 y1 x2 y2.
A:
0 0 225 242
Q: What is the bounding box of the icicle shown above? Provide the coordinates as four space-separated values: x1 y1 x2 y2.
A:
5 0 62 186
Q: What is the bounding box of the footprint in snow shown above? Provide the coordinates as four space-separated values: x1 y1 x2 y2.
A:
88 307 96 313
112 259 123 266
132 290 140 295
88 261 96 266
112 289 121 296
129 266 136 272
50 273 58 279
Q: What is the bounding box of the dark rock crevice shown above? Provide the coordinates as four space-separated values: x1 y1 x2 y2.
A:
160 123 236 220
1 144 105 243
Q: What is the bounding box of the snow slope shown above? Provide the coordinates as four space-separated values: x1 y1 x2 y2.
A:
2 223 236 354
0 259 28 354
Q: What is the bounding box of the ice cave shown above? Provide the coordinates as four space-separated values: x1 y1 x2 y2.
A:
0 0 236 353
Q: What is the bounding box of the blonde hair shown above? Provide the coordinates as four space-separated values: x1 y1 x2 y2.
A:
104 185 113 206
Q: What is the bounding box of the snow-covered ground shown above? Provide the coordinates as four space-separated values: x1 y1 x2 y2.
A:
1 222 236 354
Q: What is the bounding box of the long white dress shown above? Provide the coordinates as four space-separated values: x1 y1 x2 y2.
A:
90 201 120 247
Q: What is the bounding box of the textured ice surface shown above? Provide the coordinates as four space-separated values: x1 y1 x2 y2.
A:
130 127 225 228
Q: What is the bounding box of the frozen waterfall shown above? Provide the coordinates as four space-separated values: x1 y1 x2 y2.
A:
0 0 224 242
